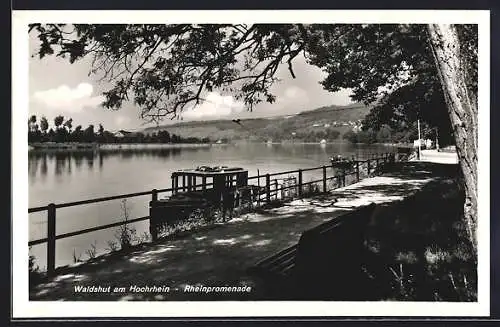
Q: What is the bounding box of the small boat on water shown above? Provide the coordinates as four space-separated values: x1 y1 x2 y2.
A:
330 154 355 169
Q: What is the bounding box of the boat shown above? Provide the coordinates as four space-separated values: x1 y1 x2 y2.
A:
330 155 355 169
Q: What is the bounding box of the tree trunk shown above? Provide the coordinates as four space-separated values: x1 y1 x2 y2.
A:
427 24 478 252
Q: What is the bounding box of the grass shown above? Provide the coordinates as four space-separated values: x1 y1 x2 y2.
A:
34 171 369 278
154 206 234 241
72 249 82 263
64 200 243 270
31 161 471 302
85 241 98 260
360 177 477 301
29 247 43 288
114 199 136 251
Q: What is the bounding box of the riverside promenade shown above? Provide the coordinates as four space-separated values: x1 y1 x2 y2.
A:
30 151 459 301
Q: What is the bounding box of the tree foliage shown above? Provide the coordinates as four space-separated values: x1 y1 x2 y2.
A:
29 24 475 135
40 116 49 133
29 24 312 124
54 115 64 129
27 115 211 144
307 24 475 147
29 23 478 244
63 118 73 132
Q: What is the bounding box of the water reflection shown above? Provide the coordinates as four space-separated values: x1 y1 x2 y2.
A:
40 155 47 176
28 143 411 269
28 147 208 178
74 153 84 170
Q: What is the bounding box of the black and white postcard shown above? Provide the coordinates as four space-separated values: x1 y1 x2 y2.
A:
12 9 491 318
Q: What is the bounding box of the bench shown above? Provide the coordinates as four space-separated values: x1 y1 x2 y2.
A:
293 203 376 300
249 244 298 278
247 244 299 298
247 203 377 300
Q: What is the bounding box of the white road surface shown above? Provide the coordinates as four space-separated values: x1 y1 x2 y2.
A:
412 149 459 164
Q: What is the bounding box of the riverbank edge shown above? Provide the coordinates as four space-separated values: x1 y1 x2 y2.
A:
27 153 396 279
29 162 474 302
28 142 218 151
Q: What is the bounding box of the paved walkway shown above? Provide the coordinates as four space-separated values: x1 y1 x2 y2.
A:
30 159 458 301
413 149 459 164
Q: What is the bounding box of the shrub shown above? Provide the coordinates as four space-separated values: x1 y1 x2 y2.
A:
29 248 43 287
85 241 98 259
342 130 357 143
114 199 137 251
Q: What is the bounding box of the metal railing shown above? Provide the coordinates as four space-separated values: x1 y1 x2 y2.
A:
28 152 407 275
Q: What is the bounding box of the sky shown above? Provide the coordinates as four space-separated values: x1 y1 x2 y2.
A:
28 31 353 132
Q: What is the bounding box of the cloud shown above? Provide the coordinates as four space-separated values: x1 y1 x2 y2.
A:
32 83 104 113
284 86 308 100
182 92 245 119
115 115 131 127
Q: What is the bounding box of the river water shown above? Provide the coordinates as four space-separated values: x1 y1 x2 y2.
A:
28 142 403 270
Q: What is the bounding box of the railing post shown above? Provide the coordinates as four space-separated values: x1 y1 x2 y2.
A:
322 166 327 193
173 175 178 195
266 174 271 203
150 189 158 242
298 169 303 197
356 161 360 182
274 179 278 200
47 203 56 276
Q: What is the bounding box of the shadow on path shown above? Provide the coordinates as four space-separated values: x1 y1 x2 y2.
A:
29 161 460 301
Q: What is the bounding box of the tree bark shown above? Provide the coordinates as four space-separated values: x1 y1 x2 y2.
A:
427 24 478 252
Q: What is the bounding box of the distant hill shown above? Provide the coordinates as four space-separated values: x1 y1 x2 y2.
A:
142 103 372 142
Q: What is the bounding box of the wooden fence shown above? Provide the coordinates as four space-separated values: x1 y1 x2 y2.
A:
28 151 410 275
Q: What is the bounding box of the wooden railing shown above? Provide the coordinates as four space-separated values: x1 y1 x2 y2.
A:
28 152 409 275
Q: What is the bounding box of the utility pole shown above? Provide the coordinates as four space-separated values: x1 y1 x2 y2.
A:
417 119 421 160
435 127 440 151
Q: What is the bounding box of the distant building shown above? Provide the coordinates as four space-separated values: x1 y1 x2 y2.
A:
425 139 433 149
413 139 433 149
113 130 133 138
